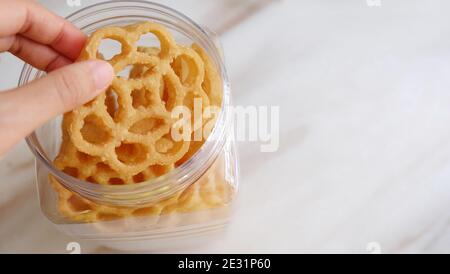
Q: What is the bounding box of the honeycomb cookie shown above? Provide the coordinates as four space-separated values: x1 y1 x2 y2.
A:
51 21 229 223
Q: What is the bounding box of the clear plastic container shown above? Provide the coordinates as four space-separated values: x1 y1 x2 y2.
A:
20 1 238 252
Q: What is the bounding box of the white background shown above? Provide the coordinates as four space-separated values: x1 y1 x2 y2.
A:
0 0 449 253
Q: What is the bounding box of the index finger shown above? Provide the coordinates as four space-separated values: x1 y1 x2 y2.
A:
0 0 86 60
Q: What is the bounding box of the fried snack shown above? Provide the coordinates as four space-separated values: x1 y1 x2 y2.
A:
64 23 194 176
177 44 223 165
50 154 233 223
51 22 230 223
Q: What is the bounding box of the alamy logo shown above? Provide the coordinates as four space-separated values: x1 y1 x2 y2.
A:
67 0 82 7
66 242 81 254
366 0 381 7
366 242 382 254
170 99 280 153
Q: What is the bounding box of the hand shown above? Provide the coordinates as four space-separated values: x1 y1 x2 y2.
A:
0 0 113 156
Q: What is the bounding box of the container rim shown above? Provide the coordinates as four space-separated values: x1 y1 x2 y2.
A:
22 0 232 207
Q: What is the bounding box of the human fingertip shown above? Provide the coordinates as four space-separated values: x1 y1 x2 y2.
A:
86 60 114 92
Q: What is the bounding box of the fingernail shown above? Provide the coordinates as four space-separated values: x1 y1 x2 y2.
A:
88 60 114 91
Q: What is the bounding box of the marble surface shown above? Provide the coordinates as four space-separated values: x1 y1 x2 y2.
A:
1 0 449 253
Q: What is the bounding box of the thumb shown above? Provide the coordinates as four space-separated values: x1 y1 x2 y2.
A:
0 60 113 156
